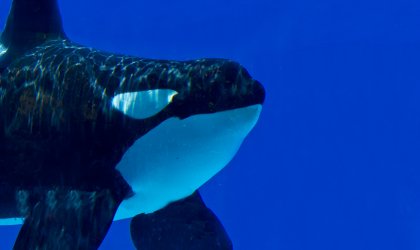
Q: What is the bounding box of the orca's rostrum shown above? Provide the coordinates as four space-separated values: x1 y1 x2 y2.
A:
0 0 265 249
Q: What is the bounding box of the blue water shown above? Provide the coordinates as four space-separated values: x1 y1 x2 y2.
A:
1 0 420 249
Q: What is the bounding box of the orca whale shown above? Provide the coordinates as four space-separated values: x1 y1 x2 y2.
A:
0 0 265 248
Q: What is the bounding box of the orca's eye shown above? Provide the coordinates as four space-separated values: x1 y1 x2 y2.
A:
111 89 178 119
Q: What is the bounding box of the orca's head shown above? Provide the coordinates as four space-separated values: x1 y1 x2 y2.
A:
168 59 265 118
111 59 265 219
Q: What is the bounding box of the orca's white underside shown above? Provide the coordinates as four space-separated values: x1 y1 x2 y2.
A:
115 104 262 220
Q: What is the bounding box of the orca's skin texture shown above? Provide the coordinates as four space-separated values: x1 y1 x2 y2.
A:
0 0 265 248
130 191 232 250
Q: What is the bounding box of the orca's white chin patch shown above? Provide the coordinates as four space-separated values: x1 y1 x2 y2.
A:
114 104 262 220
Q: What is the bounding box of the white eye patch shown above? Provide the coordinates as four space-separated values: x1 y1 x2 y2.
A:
111 89 178 119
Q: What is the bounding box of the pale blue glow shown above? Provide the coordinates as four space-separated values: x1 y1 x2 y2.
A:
0 218 23 226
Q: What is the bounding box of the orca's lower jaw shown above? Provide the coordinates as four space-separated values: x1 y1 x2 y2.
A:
114 103 262 220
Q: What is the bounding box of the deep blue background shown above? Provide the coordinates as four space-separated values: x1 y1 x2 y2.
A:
1 0 420 249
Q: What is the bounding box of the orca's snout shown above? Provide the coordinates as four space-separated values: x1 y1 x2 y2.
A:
171 60 265 118
213 60 265 106
250 79 266 105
